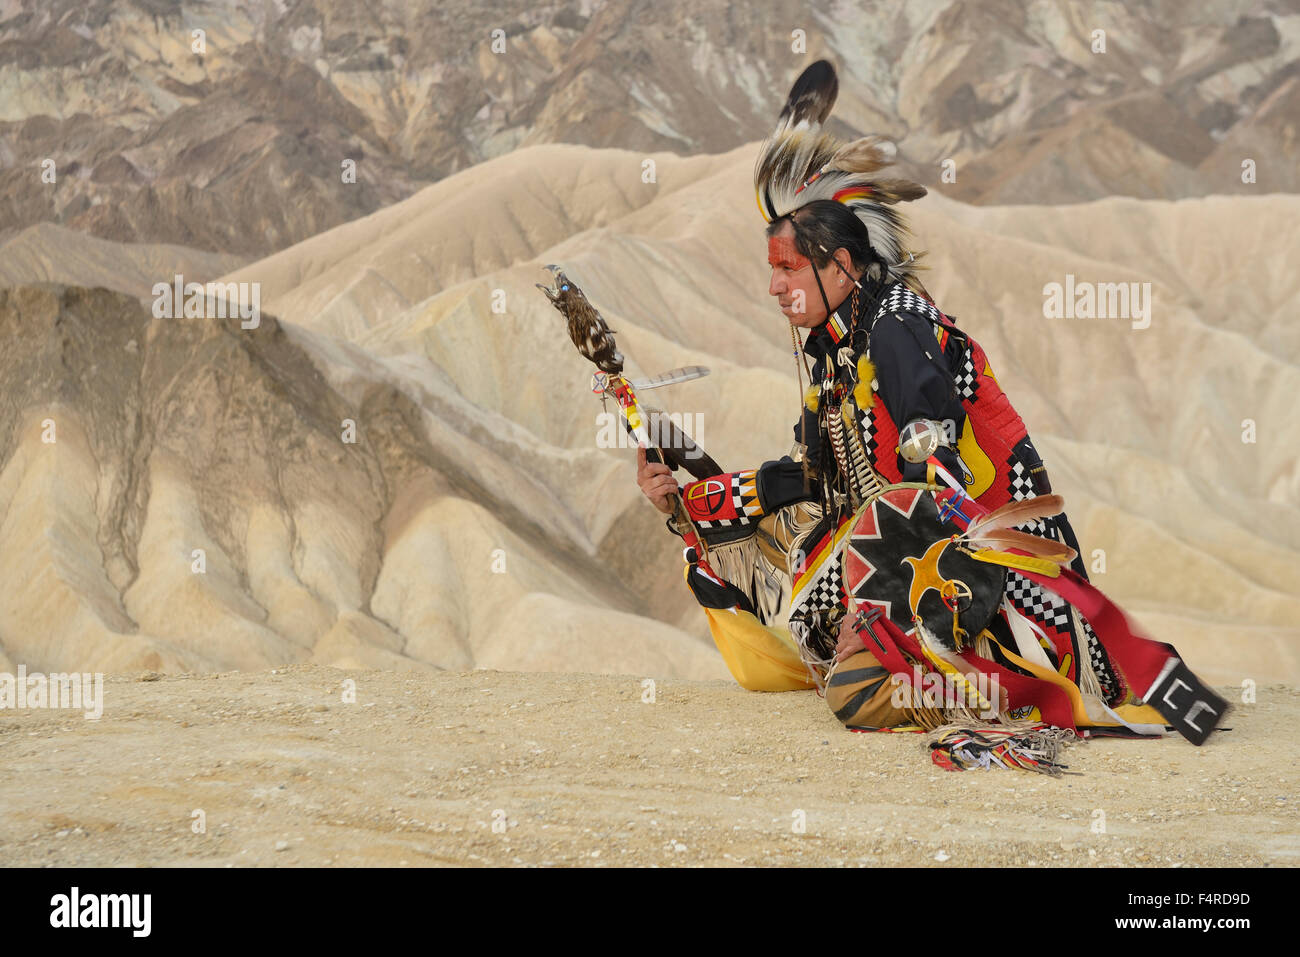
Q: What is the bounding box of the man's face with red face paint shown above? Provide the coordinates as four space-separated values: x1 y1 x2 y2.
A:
767 218 849 330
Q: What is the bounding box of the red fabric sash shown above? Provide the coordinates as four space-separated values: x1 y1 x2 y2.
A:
1016 567 1176 701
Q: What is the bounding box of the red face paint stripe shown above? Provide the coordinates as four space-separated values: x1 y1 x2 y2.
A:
768 235 810 270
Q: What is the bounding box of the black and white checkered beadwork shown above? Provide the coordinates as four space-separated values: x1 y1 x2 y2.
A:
1079 614 1122 703
1007 457 1037 503
1004 573 1072 633
876 285 943 326
799 553 845 614
953 350 979 401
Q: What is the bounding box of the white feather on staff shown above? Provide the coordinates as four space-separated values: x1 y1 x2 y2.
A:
630 366 710 390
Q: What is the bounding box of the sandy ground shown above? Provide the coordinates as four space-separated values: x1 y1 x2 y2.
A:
1 665 1295 867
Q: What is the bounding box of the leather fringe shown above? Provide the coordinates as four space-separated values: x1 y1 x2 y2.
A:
704 534 789 627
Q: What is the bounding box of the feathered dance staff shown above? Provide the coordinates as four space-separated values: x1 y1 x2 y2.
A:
536 265 725 578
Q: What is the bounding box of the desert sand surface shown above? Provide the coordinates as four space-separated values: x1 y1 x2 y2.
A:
1 666 1294 868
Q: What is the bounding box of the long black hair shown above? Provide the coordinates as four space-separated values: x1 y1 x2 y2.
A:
766 200 887 279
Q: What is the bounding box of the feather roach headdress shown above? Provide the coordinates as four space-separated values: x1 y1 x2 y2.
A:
755 59 926 288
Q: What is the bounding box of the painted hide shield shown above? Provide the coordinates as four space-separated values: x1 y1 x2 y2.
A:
843 486 1006 651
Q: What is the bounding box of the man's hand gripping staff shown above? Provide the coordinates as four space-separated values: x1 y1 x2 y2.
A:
535 265 721 573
